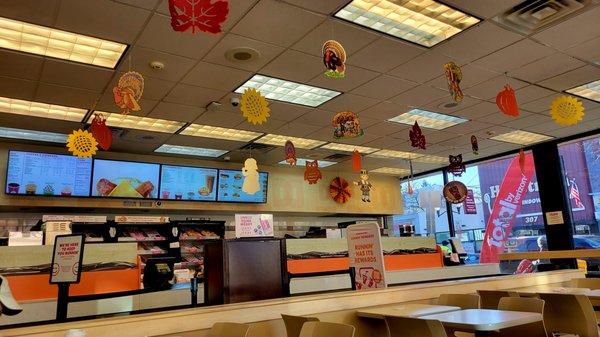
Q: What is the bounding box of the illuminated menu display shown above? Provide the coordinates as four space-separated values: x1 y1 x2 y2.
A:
217 169 268 203
159 165 218 201
92 159 160 199
5 151 92 196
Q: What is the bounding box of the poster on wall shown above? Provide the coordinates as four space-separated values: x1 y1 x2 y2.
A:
234 214 274 238
50 234 85 284
463 189 477 214
347 222 386 290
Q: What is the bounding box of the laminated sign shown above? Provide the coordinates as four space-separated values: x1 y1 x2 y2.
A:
347 222 386 290
235 214 274 238
50 234 85 284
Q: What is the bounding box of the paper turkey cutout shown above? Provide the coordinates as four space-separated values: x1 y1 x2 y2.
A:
242 158 260 195
444 62 463 103
113 71 144 115
323 40 346 78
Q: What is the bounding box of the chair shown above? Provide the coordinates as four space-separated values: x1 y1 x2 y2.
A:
437 294 480 309
298 321 355 337
570 277 600 289
496 297 546 337
477 290 519 309
539 293 599 337
385 316 447 337
208 322 250 337
281 314 319 337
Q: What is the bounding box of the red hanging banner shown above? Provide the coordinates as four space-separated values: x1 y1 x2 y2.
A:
479 153 536 263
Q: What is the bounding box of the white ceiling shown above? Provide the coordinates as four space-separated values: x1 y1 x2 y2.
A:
0 0 599 176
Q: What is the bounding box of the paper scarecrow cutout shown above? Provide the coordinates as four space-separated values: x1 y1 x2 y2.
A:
284 140 297 166
242 158 260 195
332 111 363 138
352 150 362 173
444 62 463 103
67 129 98 158
550 95 584 126
322 40 346 78
496 85 520 117
113 71 144 115
471 135 479 155
354 169 373 203
409 121 426 150
304 160 322 185
329 177 351 204
168 0 229 34
448 154 466 176
90 114 112 151
240 88 270 125
443 181 468 204
519 149 526 173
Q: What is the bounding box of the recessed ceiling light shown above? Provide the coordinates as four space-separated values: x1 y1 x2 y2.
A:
371 167 410 175
234 74 341 107
320 142 379 154
180 124 263 142
278 158 337 167
0 96 87 122
0 126 67 143
413 154 447 164
369 149 421 159
255 134 326 149
94 112 185 133
490 130 553 145
155 144 228 158
334 0 480 47
388 108 468 130
566 79 600 103
0 16 127 68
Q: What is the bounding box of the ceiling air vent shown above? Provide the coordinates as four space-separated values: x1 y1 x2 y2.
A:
324 153 351 161
493 0 591 34
238 143 276 153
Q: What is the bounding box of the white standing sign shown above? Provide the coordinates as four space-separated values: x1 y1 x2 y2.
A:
234 214 274 238
347 222 387 290
50 234 85 284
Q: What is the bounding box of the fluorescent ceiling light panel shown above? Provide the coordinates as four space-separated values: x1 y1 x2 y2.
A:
0 16 127 68
334 0 480 47
278 158 337 168
320 142 379 154
255 134 326 149
0 126 67 143
155 144 227 158
180 124 262 142
234 74 341 107
388 108 468 130
0 96 87 122
371 167 410 175
490 130 553 145
369 149 421 159
413 154 447 164
96 112 185 133
566 79 600 103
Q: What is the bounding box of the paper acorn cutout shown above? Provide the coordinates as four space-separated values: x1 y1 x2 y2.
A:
409 121 426 150
329 177 351 204
496 85 520 117
113 71 144 115
168 0 229 34
323 40 346 78
284 140 297 166
304 160 322 185
550 95 584 126
444 61 464 103
240 88 270 125
67 129 98 158
90 114 112 151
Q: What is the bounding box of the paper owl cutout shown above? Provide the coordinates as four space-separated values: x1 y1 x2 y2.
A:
332 111 363 138
409 121 426 150
90 114 112 151
329 177 351 204
354 169 373 203
323 40 346 78
352 150 362 173
444 61 463 103
67 129 98 158
471 135 479 155
447 154 466 176
284 140 297 166
168 0 229 34
242 158 260 195
496 85 520 117
240 88 270 125
304 160 322 185
550 95 584 126
113 71 144 115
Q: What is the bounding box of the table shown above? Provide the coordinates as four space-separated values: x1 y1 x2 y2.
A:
356 303 460 319
422 309 543 337
514 286 591 296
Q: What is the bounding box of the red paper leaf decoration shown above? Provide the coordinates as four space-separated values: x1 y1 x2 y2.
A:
409 121 426 150
168 0 229 34
90 114 112 151
352 150 362 173
496 85 520 117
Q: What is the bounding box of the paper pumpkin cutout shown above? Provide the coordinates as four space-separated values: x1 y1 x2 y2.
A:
329 177 351 204
352 150 362 173
354 169 372 203
242 158 260 195
240 88 270 125
304 160 322 185
550 95 584 126
409 121 426 150
519 149 526 173
323 40 346 78
471 135 479 155
284 140 297 166
448 154 466 176
496 85 520 117
113 71 144 115
168 0 229 34
332 111 363 138
444 61 464 103
443 181 468 204
67 129 98 158
90 114 112 151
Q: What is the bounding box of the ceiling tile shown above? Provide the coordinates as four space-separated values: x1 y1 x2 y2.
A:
0 0 60 27
567 36 600 64
422 96 481 115
501 113 552 129
537 65 600 91
40 58 114 92
391 85 448 108
514 85 556 104
147 102 204 123
441 0 523 19
120 47 197 82
306 126 336 142
520 94 560 113
350 75 415 100
532 6 600 51
472 39 554 73
95 94 158 116
261 50 324 83
114 0 160 10
444 121 495 136
235 119 286 133
294 109 335 127
308 65 378 92
474 109 532 126
348 37 424 73
182 62 252 91
360 101 406 120
0 49 44 81
0 113 81 133
511 53 587 83
164 84 227 107
389 51 456 83
319 93 378 112
467 75 528 101
292 19 379 57
274 122 322 137
267 101 313 122
281 0 348 14
137 76 176 101
453 101 499 120
364 122 410 137
193 109 245 128
203 34 285 72
35 83 101 109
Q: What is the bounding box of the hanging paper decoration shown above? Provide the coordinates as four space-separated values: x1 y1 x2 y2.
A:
443 181 468 204
240 88 270 125
352 150 362 173
550 95 584 126
322 40 346 78
496 85 519 117
241 158 260 195
332 111 363 138
409 121 426 150
471 135 479 155
354 169 372 203
447 154 466 176
304 160 322 185
66 129 98 158
90 114 112 151
284 140 297 166
113 71 144 115
168 0 229 34
519 149 526 173
329 177 351 204
407 160 414 195
407 180 414 195
443 61 464 103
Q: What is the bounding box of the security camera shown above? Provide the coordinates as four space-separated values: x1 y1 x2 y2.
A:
231 97 240 107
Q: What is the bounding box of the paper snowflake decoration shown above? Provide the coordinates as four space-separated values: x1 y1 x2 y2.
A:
67 129 98 158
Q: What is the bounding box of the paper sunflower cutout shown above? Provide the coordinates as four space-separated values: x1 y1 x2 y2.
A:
323 40 346 78
67 129 98 158
240 88 270 125
444 61 464 103
113 71 144 115
550 95 584 126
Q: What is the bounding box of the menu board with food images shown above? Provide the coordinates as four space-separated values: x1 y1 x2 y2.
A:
5 151 92 197
217 169 268 203
92 159 159 198
159 165 217 201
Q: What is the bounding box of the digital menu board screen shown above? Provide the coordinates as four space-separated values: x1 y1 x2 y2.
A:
159 165 218 201
5 151 92 197
92 159 160 199
217 169 268 203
